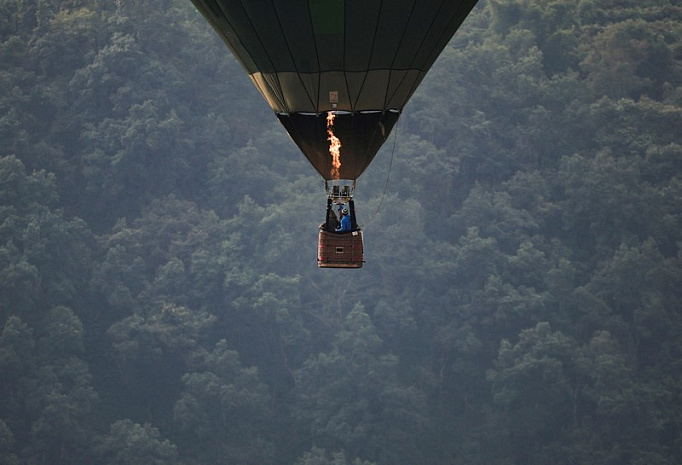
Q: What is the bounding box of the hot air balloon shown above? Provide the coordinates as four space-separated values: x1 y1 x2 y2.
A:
190 0 479 267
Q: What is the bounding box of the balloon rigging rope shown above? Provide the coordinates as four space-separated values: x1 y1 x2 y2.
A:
359 121 399 228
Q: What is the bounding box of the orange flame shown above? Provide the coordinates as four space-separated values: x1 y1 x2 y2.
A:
327 112 341 180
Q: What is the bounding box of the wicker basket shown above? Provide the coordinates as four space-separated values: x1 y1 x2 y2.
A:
318 229 364 268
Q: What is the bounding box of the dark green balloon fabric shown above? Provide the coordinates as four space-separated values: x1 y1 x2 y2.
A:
191 0 478 179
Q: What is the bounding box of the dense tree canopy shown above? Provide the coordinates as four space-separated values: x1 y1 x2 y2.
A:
1 0 681 464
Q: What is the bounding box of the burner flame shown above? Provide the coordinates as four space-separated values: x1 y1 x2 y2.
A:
327 112 341 180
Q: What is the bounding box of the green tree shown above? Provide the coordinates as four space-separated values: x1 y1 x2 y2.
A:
295 446 376 465
0 309 98 465
0 419 19 465
487 322 579 464
580 19 681 100
571 330 676 465
98 419 178 465
105 303 215 423
173 339 274 465
0 155 94 323
294 304 431 465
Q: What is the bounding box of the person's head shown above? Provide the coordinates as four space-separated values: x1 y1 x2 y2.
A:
341 208 348 215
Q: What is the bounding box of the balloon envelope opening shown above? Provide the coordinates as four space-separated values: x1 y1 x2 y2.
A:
277 110 400 180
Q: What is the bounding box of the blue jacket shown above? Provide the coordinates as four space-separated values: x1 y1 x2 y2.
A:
337 213 351 232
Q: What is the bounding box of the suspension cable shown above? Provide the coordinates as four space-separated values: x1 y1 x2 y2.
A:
359 120 400 228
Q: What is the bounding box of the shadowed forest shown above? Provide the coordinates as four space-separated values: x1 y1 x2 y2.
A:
2 0 682 464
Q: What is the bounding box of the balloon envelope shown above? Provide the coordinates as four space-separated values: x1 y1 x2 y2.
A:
191 0 479 180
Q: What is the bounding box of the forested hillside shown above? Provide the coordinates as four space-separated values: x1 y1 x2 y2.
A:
1 0 682 464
